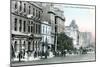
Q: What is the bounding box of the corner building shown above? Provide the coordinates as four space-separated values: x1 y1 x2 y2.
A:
11 1 43 60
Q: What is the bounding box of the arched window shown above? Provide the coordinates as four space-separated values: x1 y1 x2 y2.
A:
19 19 22 32
15 2 17 9
29 6 31 14
14 18 17 31
33 8 35 16
19 1 22 11
24 3 26 12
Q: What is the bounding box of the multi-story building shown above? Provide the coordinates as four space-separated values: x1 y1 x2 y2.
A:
54 7 65 34
41 3 55 47
79 32 92 48
11 1 43 61
41 3 65 52
65 20 79 49
41 21 51 55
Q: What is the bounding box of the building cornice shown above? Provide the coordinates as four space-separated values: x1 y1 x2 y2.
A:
27 2 43 11
55 15 65 21
48 11 56 15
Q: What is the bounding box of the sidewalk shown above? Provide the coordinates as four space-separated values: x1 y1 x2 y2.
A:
12 52 55 62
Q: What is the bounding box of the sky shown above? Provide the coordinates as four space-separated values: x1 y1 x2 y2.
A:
54 4 95 39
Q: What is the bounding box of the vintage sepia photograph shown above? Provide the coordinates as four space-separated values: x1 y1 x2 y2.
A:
10 0 96 66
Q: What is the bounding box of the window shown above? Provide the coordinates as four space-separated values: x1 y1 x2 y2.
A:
28 26 30 33
38 25 39 34
14 18 17 31
30 21 33 33
43 26 44 34
23 21 26 32
36 24 38 33
33 41 34 51
31 26 33 33
39 11 40 18
34 24 36 34
23 41 26 48
19 19 22 32
39 25 41 34
46 26 47 34
28 42 30 51
15 2 17 9
29 6 31 14
31 21 33 25
24 3 26 12
19 1 22 11
33 8 35 16
37 24 38 34
35 24 37 34
36 10 38 17
28 21 30 33
33 23 35 33
14 41 17 52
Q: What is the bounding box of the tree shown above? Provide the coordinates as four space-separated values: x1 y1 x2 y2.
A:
57 32 74 52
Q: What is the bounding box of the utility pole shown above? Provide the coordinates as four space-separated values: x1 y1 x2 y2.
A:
54 16 57 53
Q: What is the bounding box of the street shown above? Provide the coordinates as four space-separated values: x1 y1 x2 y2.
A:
11 53 95 66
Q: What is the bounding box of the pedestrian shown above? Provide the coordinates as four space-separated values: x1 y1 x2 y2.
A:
34 51 37 58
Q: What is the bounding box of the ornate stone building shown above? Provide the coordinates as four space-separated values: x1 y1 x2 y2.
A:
65 20 79 49
11 1 43 61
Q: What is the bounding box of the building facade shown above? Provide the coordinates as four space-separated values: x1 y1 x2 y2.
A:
79 32 92 48
41 3 65 52
54 7 65 34
65 20 79 49
41 21 52 55
11 1 43 61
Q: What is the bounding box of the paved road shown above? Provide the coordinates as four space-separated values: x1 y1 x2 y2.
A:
11 53 95 66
